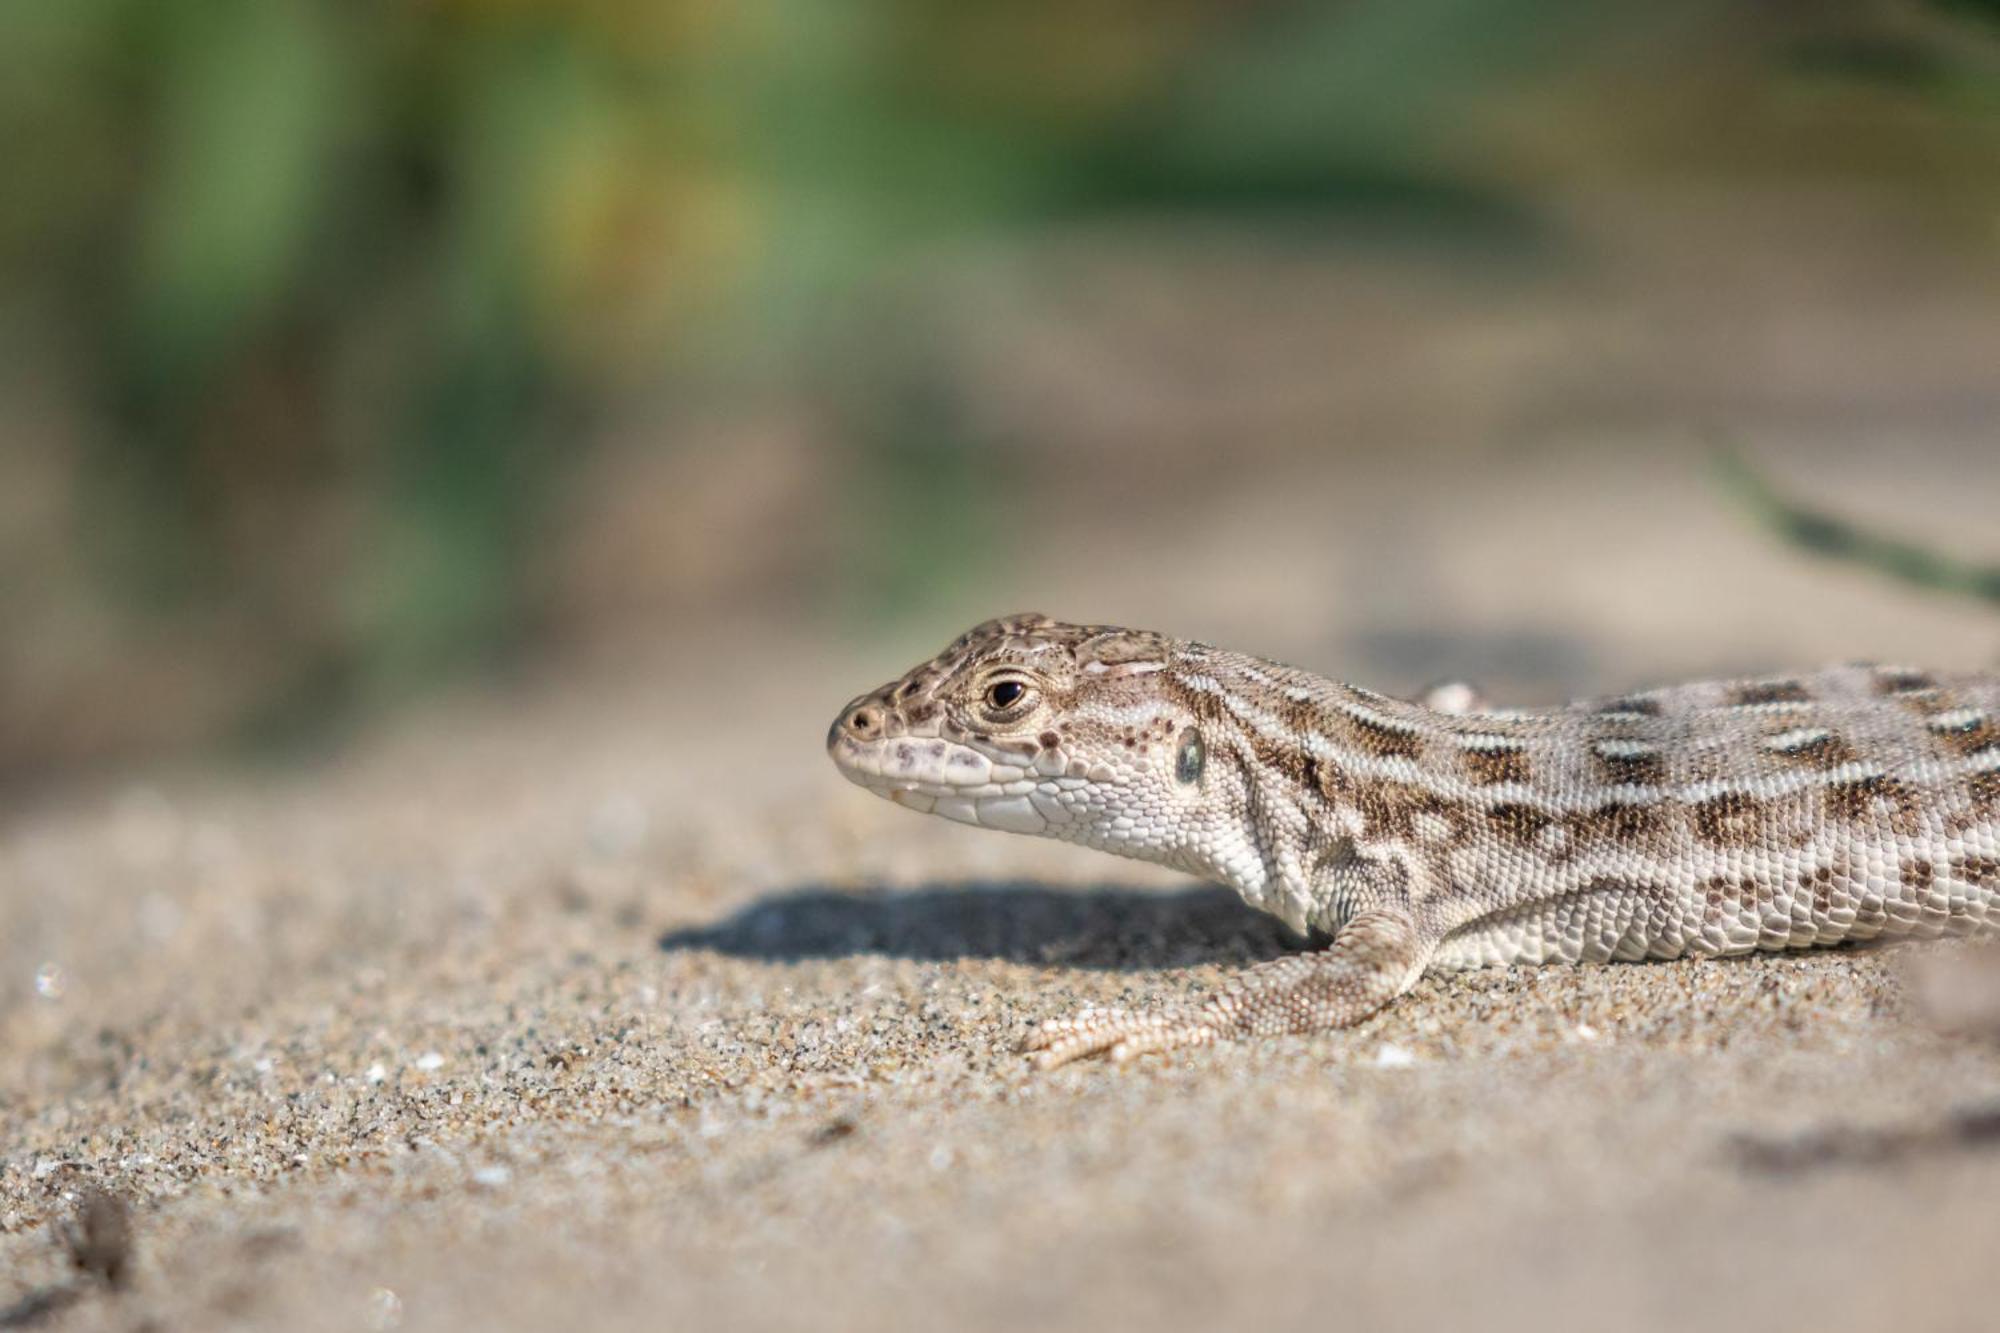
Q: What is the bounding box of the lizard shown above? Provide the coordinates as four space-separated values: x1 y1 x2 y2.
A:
826 614 2000 1067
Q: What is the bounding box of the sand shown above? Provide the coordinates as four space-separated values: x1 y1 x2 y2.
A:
8 595 2000 1331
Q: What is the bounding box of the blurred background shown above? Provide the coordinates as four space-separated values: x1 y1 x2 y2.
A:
4 9 2000 1328
4 0 1998 787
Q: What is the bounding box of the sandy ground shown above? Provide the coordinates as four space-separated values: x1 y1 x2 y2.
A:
6 192 2000 1332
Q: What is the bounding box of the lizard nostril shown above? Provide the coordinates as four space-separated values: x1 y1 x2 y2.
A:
849 708 877 735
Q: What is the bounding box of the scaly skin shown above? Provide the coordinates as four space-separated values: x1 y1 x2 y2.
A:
827 615 2000 1067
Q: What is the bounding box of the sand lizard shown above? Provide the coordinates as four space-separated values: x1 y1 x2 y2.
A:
827 614 2000 1067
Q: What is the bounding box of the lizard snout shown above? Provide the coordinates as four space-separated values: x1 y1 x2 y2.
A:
828 689 902 756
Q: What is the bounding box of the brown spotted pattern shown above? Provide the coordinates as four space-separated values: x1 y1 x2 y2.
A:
1462 744 1532 787
1591 744 1666 788
1766 729 1857 769
1730 679 1814 707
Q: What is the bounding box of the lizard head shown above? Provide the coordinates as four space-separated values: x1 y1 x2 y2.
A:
826 613 1225 863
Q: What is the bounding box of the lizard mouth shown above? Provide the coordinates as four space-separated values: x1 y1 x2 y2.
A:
826 733 1060 835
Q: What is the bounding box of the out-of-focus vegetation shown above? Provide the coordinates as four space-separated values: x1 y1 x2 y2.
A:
2 0 1996 777
1716 449 2000 607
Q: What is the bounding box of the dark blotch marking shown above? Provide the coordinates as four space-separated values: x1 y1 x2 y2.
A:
1249 736 1306 788
1489 802 1554 846
1699 875 1775 931
1825 774 1925 834
1595 696 1663 717
1278 694 1323 739
1344 711 1426 761
1768 730 1857 770
1163 675 1227 725
1875 668 1935 696
1593 749 1665 788
1570 800 1671 849
1352 785 1406 840
1038 730 1061 750
1731 680 1813 707
904 701 937 724
1901 858 1935 895
1463 745 1531 786
1692 792 1767 848
1900 693 1955 718
1932 714 1998 759
1355 782 1452 841
1312 753 1351 799
1952 855 2000 889
1701 875 1747 911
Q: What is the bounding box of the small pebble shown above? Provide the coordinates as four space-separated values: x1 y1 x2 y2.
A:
367 1287 404 1330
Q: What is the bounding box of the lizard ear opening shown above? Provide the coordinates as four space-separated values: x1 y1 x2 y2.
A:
1174 727 1205 785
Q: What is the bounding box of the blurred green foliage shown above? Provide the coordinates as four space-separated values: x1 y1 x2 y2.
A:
1 0 1995 763
1716 450 2000 607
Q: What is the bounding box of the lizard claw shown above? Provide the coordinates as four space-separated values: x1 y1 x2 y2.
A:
1021 1007 1221 1069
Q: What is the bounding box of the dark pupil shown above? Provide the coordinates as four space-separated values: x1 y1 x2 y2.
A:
989 680 1025 708
1175 727 1205 784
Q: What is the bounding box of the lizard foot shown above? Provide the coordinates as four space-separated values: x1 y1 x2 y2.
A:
1022 910 1431 1068
1020 1006 1221 1069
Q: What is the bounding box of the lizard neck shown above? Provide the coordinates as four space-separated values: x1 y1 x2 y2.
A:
1163 641 1548 812
1157 645 1506 928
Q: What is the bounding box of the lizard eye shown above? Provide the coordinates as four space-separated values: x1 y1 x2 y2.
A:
1175 727 1205 785
983 678 1033 713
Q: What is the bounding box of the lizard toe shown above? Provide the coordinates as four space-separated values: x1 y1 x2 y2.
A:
1022 1007 1216 1067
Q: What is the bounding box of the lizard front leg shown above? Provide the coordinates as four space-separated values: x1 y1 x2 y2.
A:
1022 907 1434 1068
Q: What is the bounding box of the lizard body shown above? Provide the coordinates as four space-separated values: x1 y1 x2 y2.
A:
827 615 2000 1066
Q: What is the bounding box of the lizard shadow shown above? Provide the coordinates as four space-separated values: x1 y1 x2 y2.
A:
657 881 1307 971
